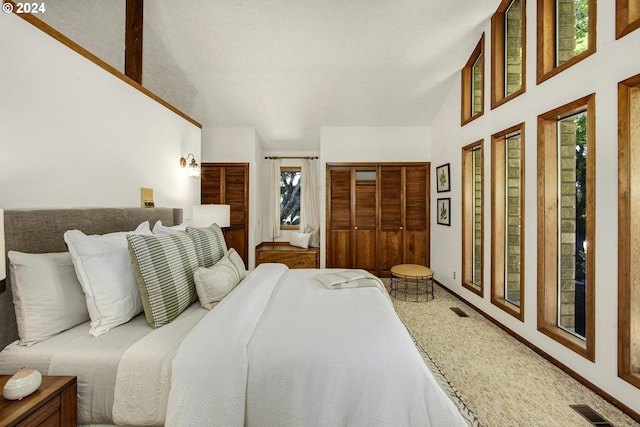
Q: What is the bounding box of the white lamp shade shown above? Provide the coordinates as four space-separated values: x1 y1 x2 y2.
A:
187 163 201 177
0 209 5 281
192 205 230 228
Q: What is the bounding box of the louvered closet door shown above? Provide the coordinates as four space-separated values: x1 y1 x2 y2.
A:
327 168 352 268
353 169 378 274
404 165 429 266
201 163 249 267
379 167 403 276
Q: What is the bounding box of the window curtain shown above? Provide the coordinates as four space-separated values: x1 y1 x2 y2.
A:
300 158 319 232
268 159 281 240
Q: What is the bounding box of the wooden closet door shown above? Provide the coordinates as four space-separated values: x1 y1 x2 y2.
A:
201 163 249 267
353 169 378 274
327 168 353 268
404 165 429 266
379 166 403 276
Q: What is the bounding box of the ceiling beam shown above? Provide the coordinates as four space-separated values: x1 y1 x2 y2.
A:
125 0 143 84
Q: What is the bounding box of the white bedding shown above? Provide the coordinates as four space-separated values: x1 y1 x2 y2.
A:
166 264 467 427
1 263 467 426
0 303 206 426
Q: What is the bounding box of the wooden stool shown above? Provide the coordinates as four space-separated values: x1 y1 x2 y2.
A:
390 264 434 302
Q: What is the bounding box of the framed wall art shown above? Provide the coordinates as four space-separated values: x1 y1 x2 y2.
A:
436 163 451 192
437 198 451 226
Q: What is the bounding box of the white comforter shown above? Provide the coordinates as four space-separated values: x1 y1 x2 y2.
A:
166 264 467 427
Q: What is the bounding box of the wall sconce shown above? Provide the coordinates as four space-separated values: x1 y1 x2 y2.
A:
180 153 201 177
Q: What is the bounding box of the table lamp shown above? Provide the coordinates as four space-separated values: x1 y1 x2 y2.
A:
192 205 231 228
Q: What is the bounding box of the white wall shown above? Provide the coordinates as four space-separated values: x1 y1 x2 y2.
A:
0 13 201 216
430 2 640 414
321 127 431 163
319 127 431 267
201 127 263 268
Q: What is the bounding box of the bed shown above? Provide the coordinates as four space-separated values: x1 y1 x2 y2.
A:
0 207 467 427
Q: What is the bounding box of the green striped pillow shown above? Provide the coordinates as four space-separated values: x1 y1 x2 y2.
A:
186 224 228 267
126 232 198 329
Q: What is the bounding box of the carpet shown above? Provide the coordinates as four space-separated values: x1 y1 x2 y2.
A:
403 319 484 427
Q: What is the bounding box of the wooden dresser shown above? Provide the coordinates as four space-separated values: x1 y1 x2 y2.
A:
256 243 319 269
0 375 77 427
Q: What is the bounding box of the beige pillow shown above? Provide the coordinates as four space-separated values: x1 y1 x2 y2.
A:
8 251 89 345
193 248 246 309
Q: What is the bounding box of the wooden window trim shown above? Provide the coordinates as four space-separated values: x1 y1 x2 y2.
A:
537 0 597 85
616 0 640 39
462 140 484 296
491 0 527 109
537 94 596 361
280 166 302 230
461 35 485 126
491 123 525 320
618 73 640 389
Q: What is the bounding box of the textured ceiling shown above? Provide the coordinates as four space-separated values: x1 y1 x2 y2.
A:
39 0 500 150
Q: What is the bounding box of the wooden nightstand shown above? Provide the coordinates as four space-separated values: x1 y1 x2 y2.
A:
0 375 76 427
256 242 320 269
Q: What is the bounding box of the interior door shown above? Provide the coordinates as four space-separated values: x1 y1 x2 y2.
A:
201 163 249 267
353 169 378 274
404 165 429 266
379 166 403 276
327 168 352 268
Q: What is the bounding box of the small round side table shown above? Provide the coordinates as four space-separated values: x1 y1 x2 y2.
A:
389 264 434 302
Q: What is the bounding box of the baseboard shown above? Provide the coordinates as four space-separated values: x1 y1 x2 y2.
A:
434 279 640 424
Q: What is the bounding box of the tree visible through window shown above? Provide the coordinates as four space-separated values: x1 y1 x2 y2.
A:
537 0 595 83
280 169 301 227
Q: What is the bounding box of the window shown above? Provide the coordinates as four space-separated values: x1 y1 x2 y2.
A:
538 94 595 360
537 0 595 84
618 73 640 389
616 0 640 39
491 124 525 320
492 0 526 108
461 35 485 125
462 140 484 296
280 167 301 229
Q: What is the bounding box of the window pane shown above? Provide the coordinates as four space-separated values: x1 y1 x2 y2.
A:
280 170 301 226
505 0 523 96
556 0 589 65
472 148 483 286
557 111 587 338
471 55 483 115
355 170 377 181
505 133 521 306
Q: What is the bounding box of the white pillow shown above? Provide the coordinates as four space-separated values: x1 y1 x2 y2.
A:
8 251 89 346
64 221 151 337
193 248 246 309
290 231 311 249
152 219 192 234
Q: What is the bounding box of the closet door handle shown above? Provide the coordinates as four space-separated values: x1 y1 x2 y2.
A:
354 226 358 230
399 226 403 230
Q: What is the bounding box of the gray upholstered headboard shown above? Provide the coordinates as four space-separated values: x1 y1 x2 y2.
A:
0 207 183 350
